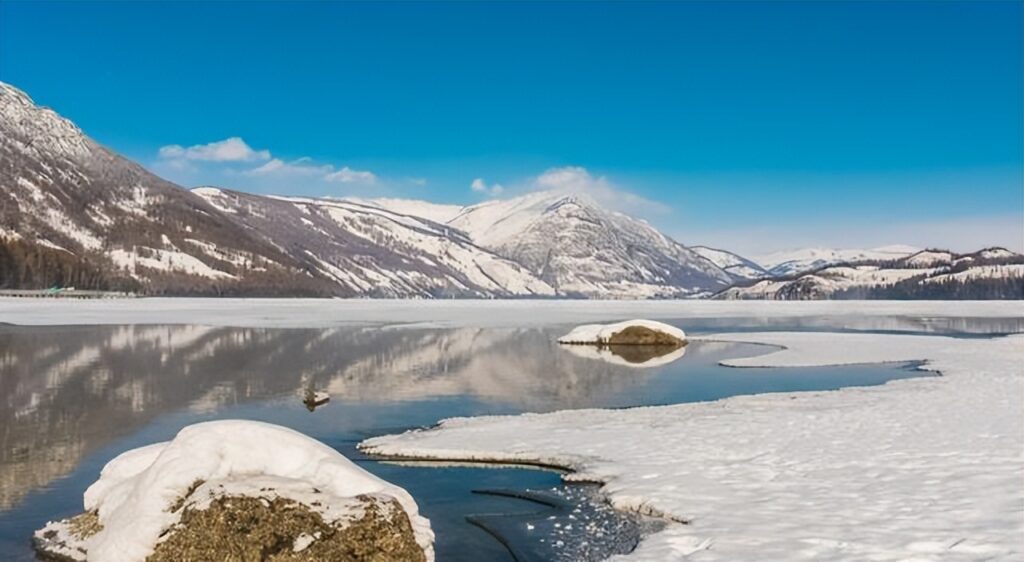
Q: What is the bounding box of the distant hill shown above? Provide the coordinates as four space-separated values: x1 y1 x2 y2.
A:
692 246 769 281
754 245 921 277
715 248 1024 300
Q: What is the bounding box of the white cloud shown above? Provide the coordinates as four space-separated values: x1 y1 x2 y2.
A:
154 138 380 185
529 166 668 215
243 158 376 184
471 178 504 196
158 137 270 162
245 158 332 177
535 166 600 191
325 166 377 184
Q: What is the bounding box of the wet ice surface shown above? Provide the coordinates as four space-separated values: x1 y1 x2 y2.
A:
0 316 1016 560
467 485 665 562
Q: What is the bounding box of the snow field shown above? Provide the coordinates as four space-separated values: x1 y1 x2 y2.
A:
362 331 1024 561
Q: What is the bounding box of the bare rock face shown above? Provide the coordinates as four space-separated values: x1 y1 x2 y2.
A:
151 493 425 562
605 325 685 346
35 494 425 562
34 512 101 561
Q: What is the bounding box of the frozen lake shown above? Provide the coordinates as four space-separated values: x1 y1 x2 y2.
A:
0 307 1019 560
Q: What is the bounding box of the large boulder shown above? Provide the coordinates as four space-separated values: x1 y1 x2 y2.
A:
34 420 433 562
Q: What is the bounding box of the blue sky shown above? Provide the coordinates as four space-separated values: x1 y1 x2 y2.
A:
2 1 1021 254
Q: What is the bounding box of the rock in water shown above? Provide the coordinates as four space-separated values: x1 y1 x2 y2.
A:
33 420 434 562
303 389 330 411
557 319 687 347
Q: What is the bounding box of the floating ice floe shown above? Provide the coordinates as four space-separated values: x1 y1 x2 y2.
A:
34 420 433 562
557 319 686 346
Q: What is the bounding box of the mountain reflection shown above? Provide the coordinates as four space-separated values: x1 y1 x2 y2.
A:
0 325 673 510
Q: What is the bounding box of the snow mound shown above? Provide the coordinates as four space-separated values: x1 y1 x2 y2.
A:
558 320 686 345
47 420 433 562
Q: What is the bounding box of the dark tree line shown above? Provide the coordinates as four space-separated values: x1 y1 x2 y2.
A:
0 238 139 291
0 238 339 296
833 275 1023 300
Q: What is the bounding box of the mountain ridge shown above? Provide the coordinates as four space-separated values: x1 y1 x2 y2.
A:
717 246 1023 300
0 82 337 296
1 81 1019 300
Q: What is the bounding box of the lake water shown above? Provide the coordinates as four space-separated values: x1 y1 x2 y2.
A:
0 317 1014 560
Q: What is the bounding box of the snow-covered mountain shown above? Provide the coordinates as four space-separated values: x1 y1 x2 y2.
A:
717 247 1023 300
692 246 768 280
445 191 733 297
1 81 737 298
194 188 734 298
755 245 921 277
0 81 333 295
193 188 554 297
3 80 1017 300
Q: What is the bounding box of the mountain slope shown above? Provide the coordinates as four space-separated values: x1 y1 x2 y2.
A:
3 81 729 298
0 82 331 295
692 246 767 280
10 80 1009 300
755 245 920 277
193 188 554 297
447 191 733 297
716 247 1023 300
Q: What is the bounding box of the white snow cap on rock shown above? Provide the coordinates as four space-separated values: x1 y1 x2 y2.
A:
79 420 434 562
557 319 686 344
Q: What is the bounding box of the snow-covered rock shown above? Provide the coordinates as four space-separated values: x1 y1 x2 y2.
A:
33 420 433 562
302 389 331 410
558 320 686 346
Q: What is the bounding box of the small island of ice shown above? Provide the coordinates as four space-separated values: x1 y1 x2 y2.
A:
557 319 687 346
34 420 434 562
